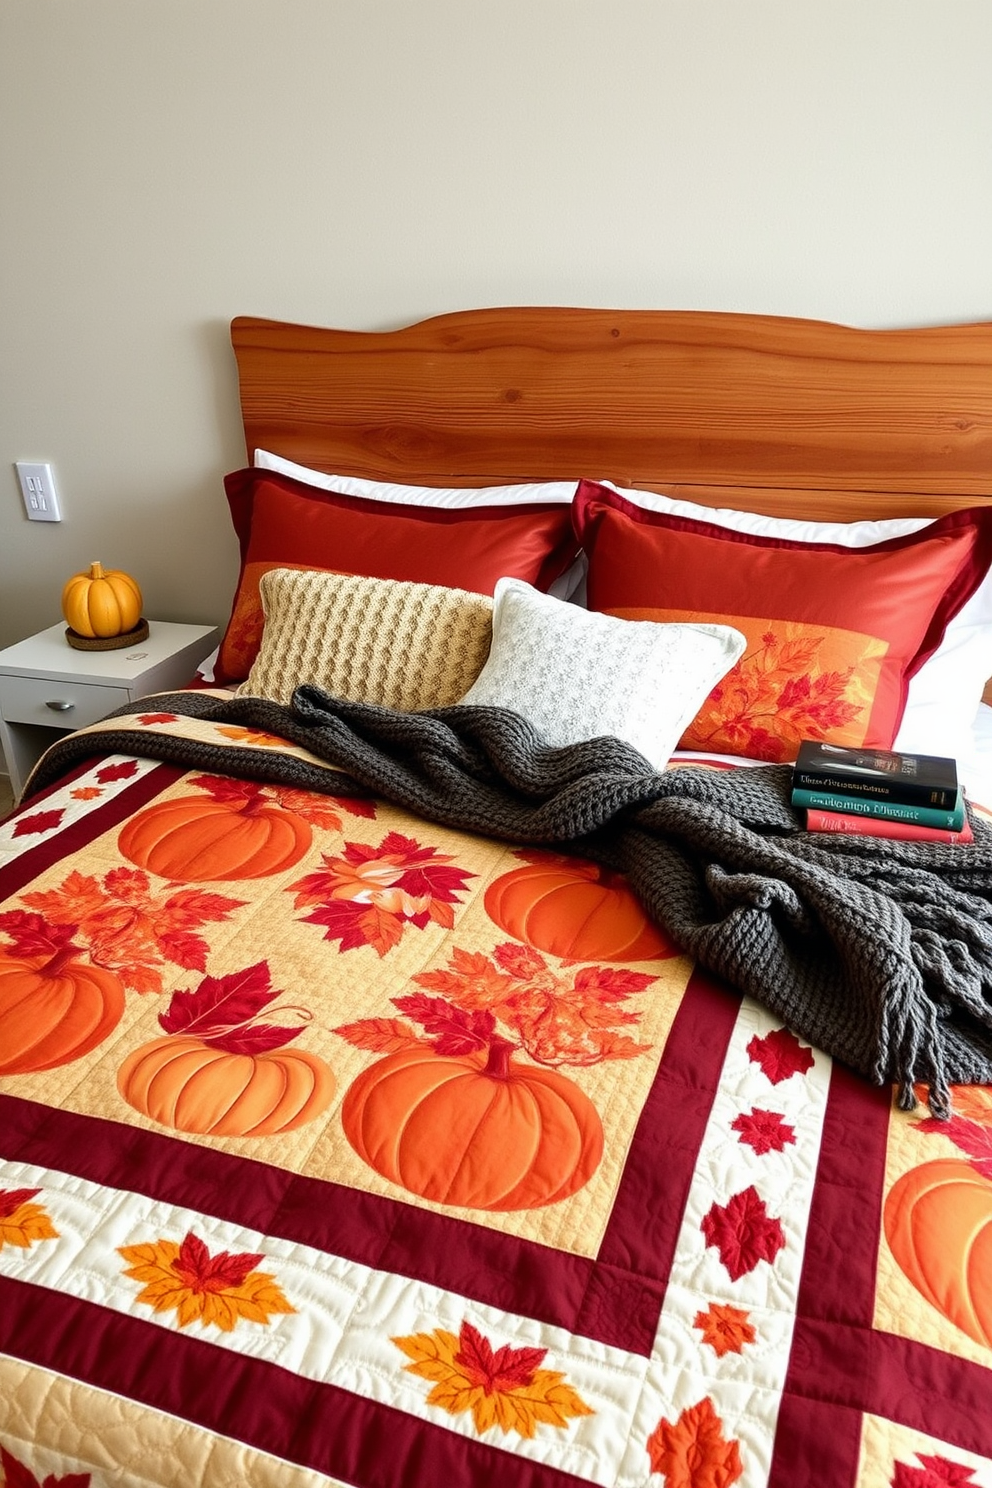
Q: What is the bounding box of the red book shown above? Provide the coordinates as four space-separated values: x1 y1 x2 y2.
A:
804 806 974 845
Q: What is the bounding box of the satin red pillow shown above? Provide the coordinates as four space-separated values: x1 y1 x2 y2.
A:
573 480 992 763
216 468 579 683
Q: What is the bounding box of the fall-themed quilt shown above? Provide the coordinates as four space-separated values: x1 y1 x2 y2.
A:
1 706 992 1488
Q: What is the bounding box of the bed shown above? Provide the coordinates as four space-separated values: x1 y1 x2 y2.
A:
2 305 992 1488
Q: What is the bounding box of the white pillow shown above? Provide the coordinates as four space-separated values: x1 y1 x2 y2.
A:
254 449 584 598
254 449 576 510
598 482 992 761
457 577 746 769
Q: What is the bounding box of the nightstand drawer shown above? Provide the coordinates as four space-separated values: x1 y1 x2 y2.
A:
0 674 130 730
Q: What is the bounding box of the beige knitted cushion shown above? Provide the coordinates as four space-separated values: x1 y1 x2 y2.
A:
238 568 494 710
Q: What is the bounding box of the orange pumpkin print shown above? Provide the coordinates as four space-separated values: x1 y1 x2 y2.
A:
341 1037 603 1210
484 851 673 962
0 920 125 1074
118 1035 334 1136
117 961 335 1136
118 774 312 881
884 1158 992 1350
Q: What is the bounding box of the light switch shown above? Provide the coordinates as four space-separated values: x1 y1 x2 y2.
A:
16 462 62 522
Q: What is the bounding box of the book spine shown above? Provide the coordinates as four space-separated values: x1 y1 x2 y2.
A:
792 768 957 809
791 786 965 831
804 807 974 844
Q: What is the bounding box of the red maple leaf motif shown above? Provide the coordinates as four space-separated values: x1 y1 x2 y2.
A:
12 808 65 839
454 1320 547 1395
95 760 139 783
701 1186 786 1280
0 911 80 960
171 1231 264 1294
778 674 811 710
0 1443 90 1488
187 773 265 805
136 712 179 725
747 1027 815 1084
392 994 496 1056
731 1107 796 1155
0 1187 42 1220
892 1453 977 1486
158 962 306 1053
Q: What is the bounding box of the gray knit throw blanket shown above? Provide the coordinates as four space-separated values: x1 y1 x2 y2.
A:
28 685 992 1116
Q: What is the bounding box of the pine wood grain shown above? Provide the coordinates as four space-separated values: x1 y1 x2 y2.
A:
231 307 992 514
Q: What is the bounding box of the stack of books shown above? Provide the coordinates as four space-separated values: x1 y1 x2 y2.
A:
791 740 973 844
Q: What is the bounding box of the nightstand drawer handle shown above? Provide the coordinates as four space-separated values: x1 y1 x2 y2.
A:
45 699 76 712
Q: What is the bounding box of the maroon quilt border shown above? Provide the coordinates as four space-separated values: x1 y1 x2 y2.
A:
0 1277 595 1488
0 968 739 1359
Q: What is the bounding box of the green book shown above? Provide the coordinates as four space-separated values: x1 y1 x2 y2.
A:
790 784 966 832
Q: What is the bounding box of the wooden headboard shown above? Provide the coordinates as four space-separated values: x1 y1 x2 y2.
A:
230 306 992 701
231 306 992 522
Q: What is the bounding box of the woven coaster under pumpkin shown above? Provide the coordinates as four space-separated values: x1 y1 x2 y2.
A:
65 619 150 651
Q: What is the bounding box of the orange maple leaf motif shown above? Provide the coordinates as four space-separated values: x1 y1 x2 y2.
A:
681 625 868 763
19 867 245 995
118 1230 295 1331
0 1187 59 1251
693 1302 756 1358
69 786 104 801
646 1396 743 1486
409 942 654 1067
392 1320 593 1439
214 725 290 748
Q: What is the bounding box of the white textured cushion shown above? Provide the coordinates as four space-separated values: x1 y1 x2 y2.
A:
599 481 992 760
238 569 493 710
458 577 746 768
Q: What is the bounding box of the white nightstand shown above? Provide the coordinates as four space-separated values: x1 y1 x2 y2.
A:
0 620 219 800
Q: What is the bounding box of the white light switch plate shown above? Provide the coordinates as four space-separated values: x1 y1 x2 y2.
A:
16 461 62 521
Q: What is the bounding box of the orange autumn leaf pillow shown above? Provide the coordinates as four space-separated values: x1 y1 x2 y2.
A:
572 480 992 763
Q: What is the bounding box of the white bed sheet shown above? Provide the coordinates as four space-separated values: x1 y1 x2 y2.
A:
674 703 992 812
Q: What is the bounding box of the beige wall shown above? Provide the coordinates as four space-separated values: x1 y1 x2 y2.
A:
1 0 990 772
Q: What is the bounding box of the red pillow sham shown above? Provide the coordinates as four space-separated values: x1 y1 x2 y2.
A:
572 479 992 763
216 468 580 683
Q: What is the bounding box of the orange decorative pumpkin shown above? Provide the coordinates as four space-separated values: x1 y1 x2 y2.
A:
118 788 312 881
117 1035 335 1136
0 945 125 1074
62 560 143 638
342 1037 604 1210
884 1158 992 1349
485 854 673 962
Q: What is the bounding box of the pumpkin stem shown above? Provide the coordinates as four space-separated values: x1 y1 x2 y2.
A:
40 944 83 977
483 1035 518 1080
89 561 105 580
238 788 271 816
